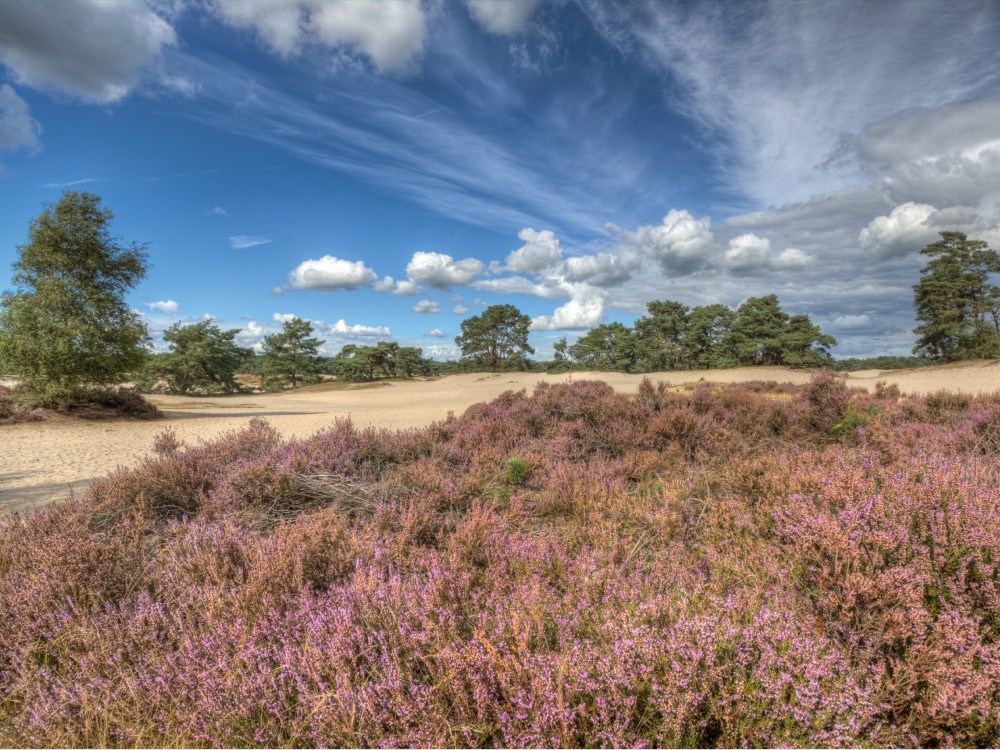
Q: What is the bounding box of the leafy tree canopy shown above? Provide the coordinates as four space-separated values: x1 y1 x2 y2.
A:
455 304 534 370
260 317 325 388
912 231 1000 360
573 322 637 372
335 341 426 382
0 191 149 394
149 321 249 395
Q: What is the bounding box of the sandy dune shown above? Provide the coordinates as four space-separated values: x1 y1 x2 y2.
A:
3 361 1000 515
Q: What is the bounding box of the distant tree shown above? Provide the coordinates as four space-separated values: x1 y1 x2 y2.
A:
573 322 637 371
335 341 427 381
634 299 690 371
780 314 837 366
455 304 534 370
153 321 249 394
912 232 1000 360
260 317 325 388
0 191 149 395
553 336 569 361
682 304 735 369
720 295 791 366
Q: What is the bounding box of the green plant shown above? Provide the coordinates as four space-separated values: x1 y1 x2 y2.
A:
504 457 530 486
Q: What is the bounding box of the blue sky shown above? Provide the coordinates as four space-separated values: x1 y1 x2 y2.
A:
2 1 1000 359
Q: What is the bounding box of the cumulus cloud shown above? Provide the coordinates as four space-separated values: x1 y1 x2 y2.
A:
374 275 420 295
427 328 447 338
563 251 639 287
606 209 713 275
859 202 938 256
230 235 272 249
466 0 538 35
146 299 179 315
497 227 563 274
412 299 441 314
0 0 176 103
207 205 227 216
530 293 605 331
0 84 41 160
212 0 427 74
769 247 815 270
722 233 771 273
286 255 379 291
326 318 391 338
452 304 469 314
406 251 484 289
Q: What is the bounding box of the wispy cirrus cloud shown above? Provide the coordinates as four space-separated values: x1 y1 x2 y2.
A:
230 235 272 249
41 176 98 188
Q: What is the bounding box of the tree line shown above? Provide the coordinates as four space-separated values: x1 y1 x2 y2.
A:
1 192 997 405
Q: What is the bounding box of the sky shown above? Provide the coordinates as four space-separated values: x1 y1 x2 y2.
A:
1 0 1000 360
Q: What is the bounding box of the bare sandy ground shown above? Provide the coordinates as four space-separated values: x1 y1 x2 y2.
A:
3 361 1000 515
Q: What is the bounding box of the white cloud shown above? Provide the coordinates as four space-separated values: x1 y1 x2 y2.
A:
374 275 420 295
208 205 227 216
530 293 605 331
412 299 441 314
146 299 179 315
427 328 447 338
466 0 538 35
769 247 815 270
0 0 176 103
606 209 713 274
326 318 390 338
589 4 1000 207
272 313 299 324
859 202 938 256
722 233 771 273
563 251 639 287
498 227 563 274
286 255 379 292
406 251 484 289
0 84 41 159
270 286 284 296
452 304 469 314
230 235 272 249
212 0 427 74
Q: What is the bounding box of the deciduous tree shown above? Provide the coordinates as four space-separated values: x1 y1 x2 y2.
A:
0 192 149 394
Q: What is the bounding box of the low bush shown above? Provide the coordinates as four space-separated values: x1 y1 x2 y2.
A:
2 375 999 747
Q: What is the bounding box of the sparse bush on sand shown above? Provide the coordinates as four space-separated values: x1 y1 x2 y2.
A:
2 375 1000 747
1 384 161 422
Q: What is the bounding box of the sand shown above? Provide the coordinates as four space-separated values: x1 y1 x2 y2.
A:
4 360 1000 515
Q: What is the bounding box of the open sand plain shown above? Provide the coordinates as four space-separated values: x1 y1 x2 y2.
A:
3 360 1000 515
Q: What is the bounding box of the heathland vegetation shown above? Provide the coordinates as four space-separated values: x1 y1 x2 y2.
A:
2 375 1000 745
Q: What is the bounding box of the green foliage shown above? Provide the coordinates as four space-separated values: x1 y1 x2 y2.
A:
335 341 427 382
455 304 534 370
145 320 249 395
912 231 1000 360
260 317 325 389
634 299 690 371
832 404 884 443
682 304 736 368
573 322 637 371
719 295 790 366
504 457 530 486
0 191 149 395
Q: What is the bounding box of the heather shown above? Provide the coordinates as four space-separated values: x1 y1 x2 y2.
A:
1 375 999 748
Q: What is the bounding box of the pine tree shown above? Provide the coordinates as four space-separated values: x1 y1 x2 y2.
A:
260 317 325 388
913 232 1000 360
